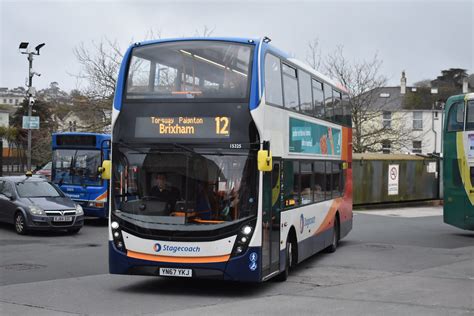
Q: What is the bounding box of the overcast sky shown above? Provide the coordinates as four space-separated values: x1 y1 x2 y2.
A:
1 0 473 92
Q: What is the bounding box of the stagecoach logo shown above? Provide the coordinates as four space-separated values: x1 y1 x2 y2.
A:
299 214 316 234
152 243 200 254
153 243 162 252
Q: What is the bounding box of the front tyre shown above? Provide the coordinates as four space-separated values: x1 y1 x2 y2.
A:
275 239 293 282
14 212 28 235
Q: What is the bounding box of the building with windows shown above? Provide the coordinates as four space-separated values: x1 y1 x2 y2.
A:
0 87 26 107
366 72 472 155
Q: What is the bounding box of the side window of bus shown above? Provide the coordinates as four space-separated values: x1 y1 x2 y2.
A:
313 161 325 201
332 161 342 197
324 83 334 121
312 79 325 118
342 94 352 126
282 64 299 111
300 162 313 204
333 90 343 124
264 54 283 106
447 102 464 132
466 100 474 131
283 161 300 208
325 161 333 199
298 70 313 116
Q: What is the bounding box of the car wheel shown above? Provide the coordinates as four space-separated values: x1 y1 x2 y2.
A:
14 212 28 235
325 216 340 253
67 228 81 234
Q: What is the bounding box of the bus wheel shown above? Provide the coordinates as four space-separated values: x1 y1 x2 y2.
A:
14 212 28 235
275 239 293 282
325 215 340 253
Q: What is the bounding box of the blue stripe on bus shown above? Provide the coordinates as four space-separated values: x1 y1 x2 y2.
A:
251 42 291 111
113 46 133 111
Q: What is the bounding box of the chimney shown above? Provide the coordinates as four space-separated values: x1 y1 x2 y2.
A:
462 76 468 94
401 71 407 94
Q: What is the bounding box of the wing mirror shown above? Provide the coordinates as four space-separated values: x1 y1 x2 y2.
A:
258 150 272 172
98 160 111 180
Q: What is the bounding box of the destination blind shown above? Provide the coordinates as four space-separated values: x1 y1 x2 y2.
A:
135 116 231 139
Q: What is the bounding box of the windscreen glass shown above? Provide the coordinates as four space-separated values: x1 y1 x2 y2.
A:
126 41 253 100
16 182 62 198
112 144 258 225
53 149 102 186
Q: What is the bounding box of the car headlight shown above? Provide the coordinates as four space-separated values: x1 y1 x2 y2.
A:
76 204 84 215
30 206 45 216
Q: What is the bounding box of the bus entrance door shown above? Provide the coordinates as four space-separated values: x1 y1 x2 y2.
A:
262 160 281 277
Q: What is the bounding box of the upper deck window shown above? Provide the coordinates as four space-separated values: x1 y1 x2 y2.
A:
126 41 253 100
447 101 464 132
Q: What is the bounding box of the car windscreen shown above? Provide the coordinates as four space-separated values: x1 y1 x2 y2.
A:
16 181 62 198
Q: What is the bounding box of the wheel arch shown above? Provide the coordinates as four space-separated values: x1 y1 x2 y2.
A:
13 207 28 223
287 225 298 264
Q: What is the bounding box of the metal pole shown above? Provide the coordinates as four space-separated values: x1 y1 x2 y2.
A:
27 53 33 171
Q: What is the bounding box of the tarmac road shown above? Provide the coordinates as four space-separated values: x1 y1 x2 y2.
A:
0 207 473 315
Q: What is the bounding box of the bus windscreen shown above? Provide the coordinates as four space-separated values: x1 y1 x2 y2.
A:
125 41 253 100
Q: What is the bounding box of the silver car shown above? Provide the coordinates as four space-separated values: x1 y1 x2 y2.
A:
0 176 84 234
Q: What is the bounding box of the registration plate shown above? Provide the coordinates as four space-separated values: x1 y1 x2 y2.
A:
159 267 192 278
53 216 73 222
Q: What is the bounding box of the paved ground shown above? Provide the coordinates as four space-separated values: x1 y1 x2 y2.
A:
0 207 473 315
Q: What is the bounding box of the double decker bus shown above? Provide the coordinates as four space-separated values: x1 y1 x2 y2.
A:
443 93 474 230
52 132 110 218
102 37 352 282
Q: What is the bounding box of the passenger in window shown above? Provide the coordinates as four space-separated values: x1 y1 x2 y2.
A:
150 173 180 212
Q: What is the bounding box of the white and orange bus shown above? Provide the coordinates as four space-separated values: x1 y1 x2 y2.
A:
102 37 352 282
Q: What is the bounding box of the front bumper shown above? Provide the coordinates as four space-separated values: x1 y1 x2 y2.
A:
26 214 84 230
108 241 262 282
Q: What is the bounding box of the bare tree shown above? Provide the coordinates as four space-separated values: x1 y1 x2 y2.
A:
305 38 322 71
194 25 215 37
73 38 123 100
72 30 163 131
325 46 416 153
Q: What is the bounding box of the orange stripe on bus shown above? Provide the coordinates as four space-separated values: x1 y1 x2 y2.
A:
127 250 230 263
95 191 108 201
314 198 342 235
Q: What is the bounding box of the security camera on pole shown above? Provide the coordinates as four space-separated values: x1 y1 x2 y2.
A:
19 42 45 172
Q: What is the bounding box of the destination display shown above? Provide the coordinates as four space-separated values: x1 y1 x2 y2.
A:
135 116 231 139
289 117 341 156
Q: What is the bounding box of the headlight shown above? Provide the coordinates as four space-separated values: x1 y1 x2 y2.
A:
76 204 84 215
30 206 45 216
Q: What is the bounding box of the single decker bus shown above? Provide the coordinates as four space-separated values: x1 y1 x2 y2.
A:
443 93 474 230
101 37 353 282
52 132 110 218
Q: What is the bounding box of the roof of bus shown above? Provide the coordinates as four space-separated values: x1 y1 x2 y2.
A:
136 37 259 47
52 132 110 138
445 93 470 113
131 37 347 94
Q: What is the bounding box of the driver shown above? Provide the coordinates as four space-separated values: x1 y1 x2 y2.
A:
150 173 180 212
